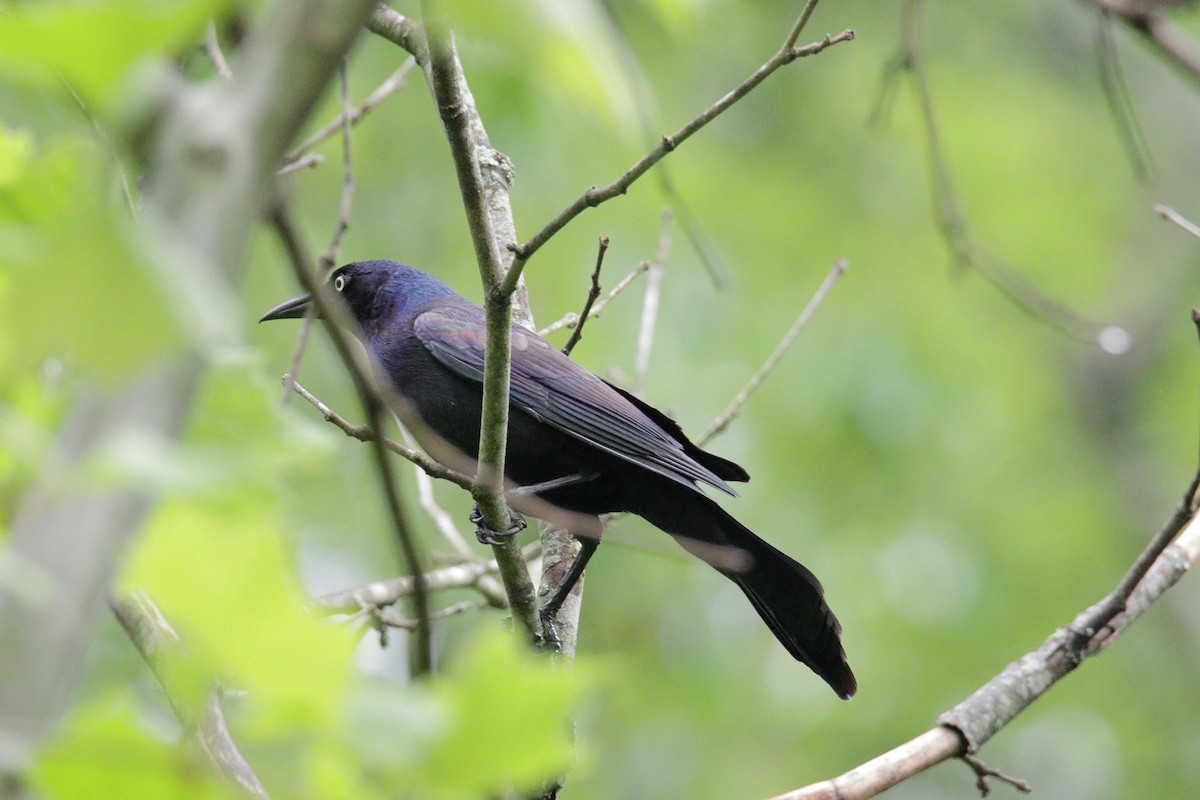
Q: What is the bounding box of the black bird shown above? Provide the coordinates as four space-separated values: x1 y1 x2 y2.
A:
262 260 856 699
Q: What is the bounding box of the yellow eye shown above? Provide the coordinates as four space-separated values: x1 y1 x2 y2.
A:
334 275 347 291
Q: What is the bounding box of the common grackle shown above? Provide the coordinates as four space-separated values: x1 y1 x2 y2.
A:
262 260 855 699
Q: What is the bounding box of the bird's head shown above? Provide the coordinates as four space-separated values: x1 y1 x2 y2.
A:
259 260 454 328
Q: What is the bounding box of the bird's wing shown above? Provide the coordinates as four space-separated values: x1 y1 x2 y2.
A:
413 306 736 496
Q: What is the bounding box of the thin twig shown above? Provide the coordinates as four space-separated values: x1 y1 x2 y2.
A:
269 203 435 676
960 754 1033 797
769 469 1200 800
1087 0 1200 88
632 210 673 395
290 379 473 490
277 153 324 176
504 0 854 286
538 260 651 336
59 77 139 219
378 599 481 630
562 236 610 356
319 61 356 274
284 58 417 164
1155 203 1200 240
884 0 1122 350
313 542 541 613
1096 12 1151 180
396 422 476 556
206 20 234 81
702 260 847 444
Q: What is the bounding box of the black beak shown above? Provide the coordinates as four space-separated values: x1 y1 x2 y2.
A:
259 293 314 323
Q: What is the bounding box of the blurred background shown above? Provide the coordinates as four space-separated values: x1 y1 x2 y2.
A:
4 0 1200 798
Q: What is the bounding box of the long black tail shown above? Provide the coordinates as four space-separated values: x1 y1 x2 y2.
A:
635 488 856 699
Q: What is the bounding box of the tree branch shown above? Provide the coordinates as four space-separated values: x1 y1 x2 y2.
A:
1087 0 1200 87
769 466 1200 800
0 0 375 774
313 543 541 614
268 202 435 675
412 0 539 638
702 259 846 444
538 259 651 336
561 236 610 357
507 1 853 276
880 0 1126 351
111 594 269 798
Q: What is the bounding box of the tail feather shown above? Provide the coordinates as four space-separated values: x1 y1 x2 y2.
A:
634 488 856 699
731 539 856 699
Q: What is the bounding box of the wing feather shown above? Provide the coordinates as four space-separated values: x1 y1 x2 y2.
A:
414 308 735 496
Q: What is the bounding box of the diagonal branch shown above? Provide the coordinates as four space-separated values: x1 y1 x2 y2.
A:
505 0 853 285
702 259 847 444
0 0 376 773
769 463 1200 800
269 202 435 675
111 594 269 798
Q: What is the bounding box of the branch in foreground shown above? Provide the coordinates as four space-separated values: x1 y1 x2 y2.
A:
702 259 846 444
0 0 375 773
507 1 854 284
269 203 435 675
770 471 1200 800
111 593 268 798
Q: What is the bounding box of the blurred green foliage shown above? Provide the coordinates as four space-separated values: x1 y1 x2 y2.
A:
3 0 1200 798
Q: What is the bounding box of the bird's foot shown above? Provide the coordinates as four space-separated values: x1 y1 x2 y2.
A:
469 504 527 545
538 604 564 653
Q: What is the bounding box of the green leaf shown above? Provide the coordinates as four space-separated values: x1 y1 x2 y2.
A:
120 498 358 731
0 129 185 379
415 628 589 798
0 0 229 108
30 690 236 800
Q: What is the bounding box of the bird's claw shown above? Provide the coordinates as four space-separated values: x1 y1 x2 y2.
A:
538 605 564 653
469 504 527 545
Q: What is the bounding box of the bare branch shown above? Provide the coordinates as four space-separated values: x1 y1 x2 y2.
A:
289 379 473 490
1155 203 1200 240
276 152 323 175
769 469 1200 800
702 260 847 444
111 594 268 798
367 5 430 66
284 58 418 165
960 753 1033 797
506 2 854 276
538 260 651 336
882 0 1125 351
417 0 538 637
561 236 610 357
1087 0 1200 87
631 210 673 395
313 543 541 613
